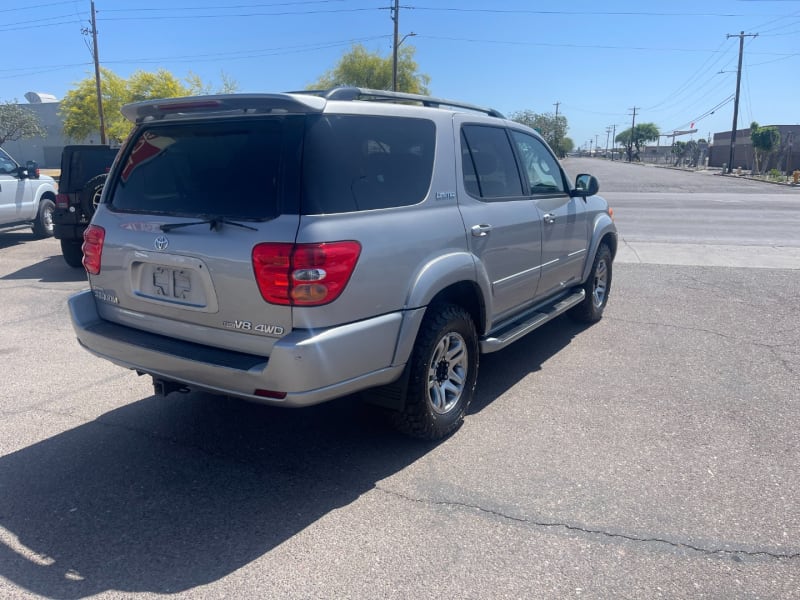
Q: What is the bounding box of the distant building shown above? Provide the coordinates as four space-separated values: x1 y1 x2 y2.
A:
3 94 98 168
709 125 799 172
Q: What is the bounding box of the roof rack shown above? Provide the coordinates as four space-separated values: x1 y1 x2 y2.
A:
295 87 506 119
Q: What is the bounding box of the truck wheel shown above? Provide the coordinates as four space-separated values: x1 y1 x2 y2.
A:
392 304 478 440
31 198 55 238
60 239 84 268
570 243 612 323
79 174 107 217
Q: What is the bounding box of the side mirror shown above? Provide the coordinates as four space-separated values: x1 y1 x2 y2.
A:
571 173 599 198
26 161 40 179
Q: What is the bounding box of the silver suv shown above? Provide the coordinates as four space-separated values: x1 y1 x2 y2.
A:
69 88 617 440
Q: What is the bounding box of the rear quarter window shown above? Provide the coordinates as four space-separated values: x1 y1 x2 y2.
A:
301 115 435 214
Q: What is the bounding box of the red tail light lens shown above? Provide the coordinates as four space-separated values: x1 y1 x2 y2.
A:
252 241 361 306
55 193 69 209
82 225 105 275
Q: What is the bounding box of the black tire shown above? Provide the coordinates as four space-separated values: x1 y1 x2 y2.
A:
79 174 107 218
570 243 612 323
392 303 479 440
31 198 55 238
60 239 84 268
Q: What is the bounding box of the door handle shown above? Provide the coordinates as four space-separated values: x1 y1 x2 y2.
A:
471 224 492 237
543 213 556 224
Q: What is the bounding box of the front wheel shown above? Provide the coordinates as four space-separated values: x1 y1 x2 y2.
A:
31 198 55 238
570 243 612 323
392 304 479 440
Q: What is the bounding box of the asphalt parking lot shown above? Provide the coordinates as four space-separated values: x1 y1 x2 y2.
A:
1 165 799 598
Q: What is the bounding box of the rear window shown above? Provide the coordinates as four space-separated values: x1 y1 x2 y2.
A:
60 147 117 193
109 117 303 219
301 115 435 214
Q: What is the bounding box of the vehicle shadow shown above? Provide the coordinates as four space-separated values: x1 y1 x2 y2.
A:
0 228 36 250
0 393 437 598
1 255 87 283
469 316 589 414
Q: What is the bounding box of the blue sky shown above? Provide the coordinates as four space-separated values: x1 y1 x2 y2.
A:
2 0 798 148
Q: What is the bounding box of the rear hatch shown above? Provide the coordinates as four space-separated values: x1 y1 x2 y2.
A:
87 98 317 355
58 145 118 194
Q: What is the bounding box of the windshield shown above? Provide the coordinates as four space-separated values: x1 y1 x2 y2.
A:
109 116 303 219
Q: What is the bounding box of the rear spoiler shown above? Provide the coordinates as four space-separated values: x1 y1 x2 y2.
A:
121 93 327 123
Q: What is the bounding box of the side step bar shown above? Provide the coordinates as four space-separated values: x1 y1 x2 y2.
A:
479 290 585 354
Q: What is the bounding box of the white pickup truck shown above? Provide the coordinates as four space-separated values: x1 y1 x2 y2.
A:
0 147 57 237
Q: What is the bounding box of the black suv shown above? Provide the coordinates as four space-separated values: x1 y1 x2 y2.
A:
54 145 118 267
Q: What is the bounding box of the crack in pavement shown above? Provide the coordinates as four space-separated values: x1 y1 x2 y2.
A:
620 237 642 263
606 316 797 350
374 486 800 561
607 316 799 375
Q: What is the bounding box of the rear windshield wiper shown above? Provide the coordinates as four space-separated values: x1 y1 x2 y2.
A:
160 216 258 232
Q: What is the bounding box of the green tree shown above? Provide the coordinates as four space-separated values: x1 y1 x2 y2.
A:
509 110 569 156
60 68 238 143
308 44 430 94
185 70 239 95
750 121 780 174
615 122 659 162
0 100 46 147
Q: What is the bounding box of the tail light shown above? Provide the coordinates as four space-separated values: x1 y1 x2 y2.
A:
252 241 361 306
82 225 105 275
55 193 69 209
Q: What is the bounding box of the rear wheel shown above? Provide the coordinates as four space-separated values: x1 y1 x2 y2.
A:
570 243 612 323
392 304 478 440
31 198 55 238
60 239 84 268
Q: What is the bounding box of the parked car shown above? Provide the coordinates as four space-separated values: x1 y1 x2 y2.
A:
68 88 617 440
0 147 56 237
54 145 118 267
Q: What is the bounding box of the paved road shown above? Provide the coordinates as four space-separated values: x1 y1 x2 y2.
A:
0 164 798 598
564 158 800 269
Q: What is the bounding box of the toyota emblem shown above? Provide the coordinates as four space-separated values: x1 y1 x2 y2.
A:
154 235 169 250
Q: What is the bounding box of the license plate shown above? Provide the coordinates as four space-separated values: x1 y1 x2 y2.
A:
151 266 192 299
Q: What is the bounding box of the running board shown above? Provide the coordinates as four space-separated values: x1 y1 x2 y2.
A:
479 290 585 354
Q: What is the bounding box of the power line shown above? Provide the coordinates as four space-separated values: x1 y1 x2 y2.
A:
417 35 790 56
0 0 77 13
101 0 346 12
409 6 770 17
97 7 379 21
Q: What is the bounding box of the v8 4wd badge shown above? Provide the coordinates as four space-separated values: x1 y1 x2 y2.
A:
223 320 285 336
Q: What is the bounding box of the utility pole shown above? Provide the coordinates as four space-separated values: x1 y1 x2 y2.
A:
726 31 758 174
611 124 616 161
90 0 106 144
605 126 612 158
552 101 561 155
391 0 400 91
628 107 638 162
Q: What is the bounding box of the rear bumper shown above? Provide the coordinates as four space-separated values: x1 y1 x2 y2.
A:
53 209 88 241
68 289 406 406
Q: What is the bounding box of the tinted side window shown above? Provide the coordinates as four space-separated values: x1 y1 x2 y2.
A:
510 131 566 194
0 149 17 174
461 125 524 199
302 115 435 214
110 117 303 219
